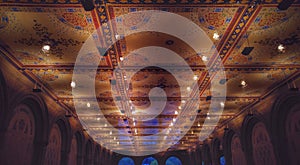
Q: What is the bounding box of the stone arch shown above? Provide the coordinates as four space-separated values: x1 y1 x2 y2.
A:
75 131 85 165
0 68 7 123
0 94 49 165
44 124 62 165
94 145 101 165
223 129 235 165
211 138 223 165
197 148 203 164
223 129 247 165
231 134 246 165
202 143 212 165
68 134 78 165
1 104 35 165
241 115 276 165
44 117 72 165
271 93 300 165
85 139 94 164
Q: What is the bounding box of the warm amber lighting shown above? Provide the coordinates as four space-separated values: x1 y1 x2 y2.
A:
193 75 198 81
70 81 76 88
42 44 50 53
187 86 191 91
213 32 220 40
240 80 247 88
201 55 208 62
278 44 285 53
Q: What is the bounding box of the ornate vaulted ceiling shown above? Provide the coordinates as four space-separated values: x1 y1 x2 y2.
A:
1 0 300 153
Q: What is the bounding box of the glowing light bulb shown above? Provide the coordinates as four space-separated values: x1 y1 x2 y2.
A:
42 44 50 53
175 110 178 115
213 32 220 40
278 44 285 52
70 81 76 88
115 34 120 40
187 86 191 91
220 102 225 107
201 56 208 62
193 75 198 81
87 102 91 108
240 80 247 88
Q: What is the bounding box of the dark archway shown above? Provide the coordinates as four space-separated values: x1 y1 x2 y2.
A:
0 94 49 165
85 139 93 164
44 117 72 165
0 68 7 126
211 138 223 165
202 143 212 165
75 131 85 165
94 145 101 165
223 129 235 165
165 156 182 165
271 93 300 165
142 156 158 165
118 157 135 165
241 115 276 165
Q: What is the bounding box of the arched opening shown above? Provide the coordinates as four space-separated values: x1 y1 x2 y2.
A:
75 131 84 164
44 124 62 165
252 122 276 165
0 69 6 121
211 138 224 165
165 156 182 165
202 144 212 165
242 115 276 165
1 105 35 165
286 106 300 165
0 95 49 164
219 155 225 165
231 134 246 165
118 157 135 165
271 94 300 165
142 156 158 165
94 145 101 165
85 140 93 164
68 135 77 165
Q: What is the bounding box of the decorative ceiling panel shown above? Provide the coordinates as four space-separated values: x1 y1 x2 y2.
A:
31 69 112 97
223 68 295 97
107 4 242 66
0 5 110 67
226 6 300 65
1 1 300 153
